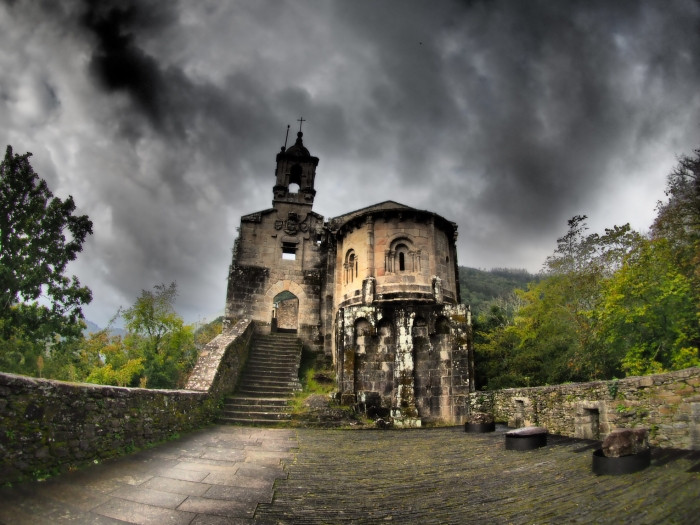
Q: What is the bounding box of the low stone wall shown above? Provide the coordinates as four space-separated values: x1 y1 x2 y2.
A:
185 318 255 397
468 367 700 450
0 319 254 485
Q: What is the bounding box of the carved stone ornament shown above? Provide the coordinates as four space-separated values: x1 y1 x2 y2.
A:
274 219 284 230
284 218 299 235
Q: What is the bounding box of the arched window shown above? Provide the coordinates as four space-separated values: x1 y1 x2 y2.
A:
385 238 420 273
287 164 302 193
289 164 302 186
395 243 410 272
345 249 358 284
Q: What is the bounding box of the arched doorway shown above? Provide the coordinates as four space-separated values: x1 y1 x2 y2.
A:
273 291 299 333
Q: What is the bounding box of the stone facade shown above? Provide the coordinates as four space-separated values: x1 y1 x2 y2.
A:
225 132 473 425
225 132 325 346
468 367 700 450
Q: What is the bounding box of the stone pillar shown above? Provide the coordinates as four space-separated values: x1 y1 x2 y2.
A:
428 216 437 276
432 276 443 304
362 277 375 305
366 216 374 277
392 309 421 427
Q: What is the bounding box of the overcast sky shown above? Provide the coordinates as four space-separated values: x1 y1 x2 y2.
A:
1 0 699 327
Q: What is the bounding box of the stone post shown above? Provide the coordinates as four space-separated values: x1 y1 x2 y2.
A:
392 309 421 427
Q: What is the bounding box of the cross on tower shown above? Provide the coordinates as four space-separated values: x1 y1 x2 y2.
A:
297 116 306 132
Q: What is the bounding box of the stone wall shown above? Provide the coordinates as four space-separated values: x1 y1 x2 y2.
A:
185 319 255 398
0 319 255 484
468 367 700 450
337 303 471 426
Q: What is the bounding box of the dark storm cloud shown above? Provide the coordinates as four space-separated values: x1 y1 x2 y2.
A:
330 0 700 246
1 0 698 324
81 0 173 131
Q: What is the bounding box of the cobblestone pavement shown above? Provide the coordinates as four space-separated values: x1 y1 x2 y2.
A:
1 425 699 524
255 426 700 524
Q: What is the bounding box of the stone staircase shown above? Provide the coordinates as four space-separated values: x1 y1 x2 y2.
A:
217 332 302 425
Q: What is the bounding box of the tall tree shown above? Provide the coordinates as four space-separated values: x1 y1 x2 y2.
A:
650 148 700 303
0 146 92 374
598 238 700 375
121 282 197 388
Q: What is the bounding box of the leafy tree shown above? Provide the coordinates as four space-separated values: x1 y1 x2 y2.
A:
474 217 644 388
194 316 223 349
599 237 699 376
0 146 92 374
650 148 700 311
521 218 642 382
471 150 699 389
82 283 197 388
473 293 526 389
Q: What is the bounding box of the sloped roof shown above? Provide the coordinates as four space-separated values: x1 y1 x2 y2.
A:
327 200 456 234
329 200 415 224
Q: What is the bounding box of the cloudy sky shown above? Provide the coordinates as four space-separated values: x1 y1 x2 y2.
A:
1 0 699 327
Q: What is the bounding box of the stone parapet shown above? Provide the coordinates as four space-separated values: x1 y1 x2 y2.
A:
0 320 256 484
0 374 208 485
468 367 700 450
185 319 254 396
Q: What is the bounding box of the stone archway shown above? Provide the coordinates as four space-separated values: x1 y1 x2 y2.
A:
273 290 299 333
265 280 307 333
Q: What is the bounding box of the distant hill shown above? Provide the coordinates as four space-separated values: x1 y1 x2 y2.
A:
83 320 126 338
458 267 538 315
84 319 101 334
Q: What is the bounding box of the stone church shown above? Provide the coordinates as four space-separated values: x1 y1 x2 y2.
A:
225 129 473 425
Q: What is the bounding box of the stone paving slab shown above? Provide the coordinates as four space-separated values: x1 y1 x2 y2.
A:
1 424 699 524
0 426 297 525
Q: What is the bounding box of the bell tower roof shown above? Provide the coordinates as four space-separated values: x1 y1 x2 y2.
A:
273 124 319 207
283 131 311 157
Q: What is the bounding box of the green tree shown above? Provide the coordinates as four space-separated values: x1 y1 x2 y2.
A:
119 282 196 388
0 146 92 375
650 148 700 310
598 149 700 375
475 217 644 388
473 293 526 389
194 316 223 349
599 237 700 376
520 219 641 383
80 283 198 388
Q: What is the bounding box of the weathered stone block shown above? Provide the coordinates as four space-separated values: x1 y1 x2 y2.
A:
467 411 494 424
602 428 649 458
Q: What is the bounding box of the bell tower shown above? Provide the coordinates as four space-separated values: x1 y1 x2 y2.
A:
273 128 319 208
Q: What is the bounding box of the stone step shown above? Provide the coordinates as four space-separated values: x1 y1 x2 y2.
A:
222 404 290 414
240 375 299 385
224 396 290 407
253 342 299 349
217 333 302 426
220 407 291 418
240 374 298 384
236 387 296 397
253 341 300 348
216 416 291 426
246 363 298 371
247 357 300 366
255 333 299 341
248 346 300 354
